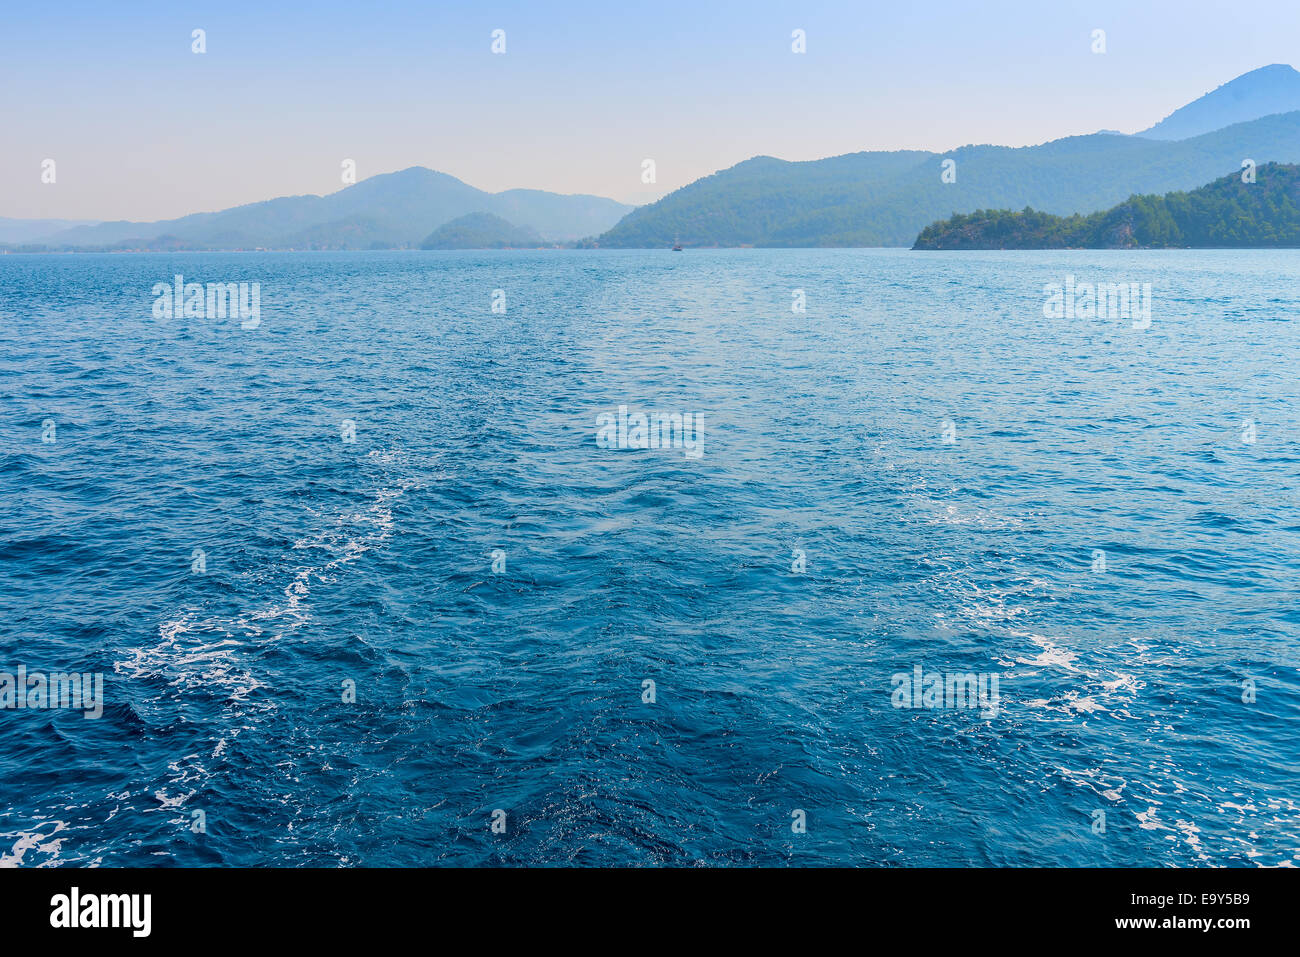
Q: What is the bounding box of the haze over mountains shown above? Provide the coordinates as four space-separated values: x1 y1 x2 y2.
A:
599 64 1300 247
19 169 631 250
599 112 1300 247
7 64 1300 251
1137 64 1300 139
0 217 99 245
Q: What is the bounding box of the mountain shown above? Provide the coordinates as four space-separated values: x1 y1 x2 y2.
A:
0 217 99 244
912 163 1300 249
1137 64 1300 140
17 65 1300 252
34 168 632 250
596 109 1300 248
593 150 931 247
420 212 545 249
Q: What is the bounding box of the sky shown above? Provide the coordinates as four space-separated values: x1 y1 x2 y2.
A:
3 0 1299 221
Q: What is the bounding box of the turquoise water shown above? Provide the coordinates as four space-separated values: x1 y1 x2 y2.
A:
0 248 1296 866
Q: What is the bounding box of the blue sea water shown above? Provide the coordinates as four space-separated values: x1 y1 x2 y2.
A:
0 247 1296 867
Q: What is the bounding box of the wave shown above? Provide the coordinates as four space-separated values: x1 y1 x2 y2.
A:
102 448 424 847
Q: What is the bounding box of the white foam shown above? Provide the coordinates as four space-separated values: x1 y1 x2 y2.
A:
105 447 423 836
0 820 68 868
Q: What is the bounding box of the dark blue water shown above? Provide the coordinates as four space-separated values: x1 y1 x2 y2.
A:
0 249 1296 866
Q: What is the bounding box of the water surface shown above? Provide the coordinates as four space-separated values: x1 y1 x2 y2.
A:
0 248 1296 866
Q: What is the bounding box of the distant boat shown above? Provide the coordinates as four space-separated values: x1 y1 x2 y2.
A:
672 237 682 251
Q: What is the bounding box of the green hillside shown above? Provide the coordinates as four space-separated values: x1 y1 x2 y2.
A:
912 163 1300 249
595 112 1300 247
420 212 546 249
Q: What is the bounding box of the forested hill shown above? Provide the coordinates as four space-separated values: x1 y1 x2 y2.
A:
911 163 1300 249
595 112 1300 248
419 212 546 249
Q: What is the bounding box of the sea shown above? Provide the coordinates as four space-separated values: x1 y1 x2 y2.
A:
0 247 1296 866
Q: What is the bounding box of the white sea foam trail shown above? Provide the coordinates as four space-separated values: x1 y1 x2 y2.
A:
120 448 417 694
109 447 421 827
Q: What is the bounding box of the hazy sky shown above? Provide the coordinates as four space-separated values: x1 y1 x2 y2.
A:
4 0 1298 221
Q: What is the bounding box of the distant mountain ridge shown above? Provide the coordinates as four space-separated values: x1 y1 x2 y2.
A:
1137 64 1300 140
597 106 1300 248
912 163 1300 249
12 65 1300 252
30 168 632 250
0 217 100 244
